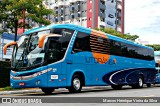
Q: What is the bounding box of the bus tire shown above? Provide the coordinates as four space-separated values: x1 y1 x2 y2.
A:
41 88 55 94
111 85 122 90
146 83 151 87
132 76 144 89
68 75 82 93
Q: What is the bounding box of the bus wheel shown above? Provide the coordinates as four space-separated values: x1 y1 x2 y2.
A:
137 77 144 88
41 88 55 94
147 83 151 87
68 75 82 93
111 85 122 90
132 77 144 89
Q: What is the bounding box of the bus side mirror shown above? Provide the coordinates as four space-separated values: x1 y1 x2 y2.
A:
38 34 49 48
3 42 17 55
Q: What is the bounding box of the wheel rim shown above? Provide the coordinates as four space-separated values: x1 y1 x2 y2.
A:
139 78 143 87
73 78 81 90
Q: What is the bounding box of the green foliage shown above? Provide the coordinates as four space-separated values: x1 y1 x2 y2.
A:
0 0 53 33
95 28 139 41
0 86 22 91
146 44 160 51
1 86 15 91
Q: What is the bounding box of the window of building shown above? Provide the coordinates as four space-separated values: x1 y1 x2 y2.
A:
100 25 105 29
100 0 105 5
100 18 105 22
107 21 113 26
111 0 114 3
89 9 92 12
100 9 105 14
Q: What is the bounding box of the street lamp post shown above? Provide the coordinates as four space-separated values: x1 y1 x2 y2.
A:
14 18 18 42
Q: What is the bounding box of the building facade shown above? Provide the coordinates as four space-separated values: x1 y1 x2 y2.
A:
0 32 20 61
45 0 124 33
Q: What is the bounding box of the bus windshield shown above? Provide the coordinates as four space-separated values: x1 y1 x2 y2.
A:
12 30 50 71
11 28 74 71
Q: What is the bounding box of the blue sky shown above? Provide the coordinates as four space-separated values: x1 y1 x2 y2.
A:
125 0 160 44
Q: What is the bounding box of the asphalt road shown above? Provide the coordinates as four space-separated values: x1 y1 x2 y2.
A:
1 85 160 106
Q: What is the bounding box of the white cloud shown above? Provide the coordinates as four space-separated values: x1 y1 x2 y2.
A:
125 0 160 44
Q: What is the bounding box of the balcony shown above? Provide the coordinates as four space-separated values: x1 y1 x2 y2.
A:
74 5 80 11
55 10 58 14
58 9 64 14
117 3 122 10
57 1 64 6
100 0 106 10
99 13 105 18
117 26 122 32
58 16 64 21
53 18 58 22
117 0 122 3
108 14 114 18
99 9 105 18
70 14 74 19
74 13 81 18
107 21 114 26
115 19 121 25
69 0 83 3
69 6 75 11
117 12 121 18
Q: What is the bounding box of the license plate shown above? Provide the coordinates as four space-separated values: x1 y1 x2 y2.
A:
19 82 25 86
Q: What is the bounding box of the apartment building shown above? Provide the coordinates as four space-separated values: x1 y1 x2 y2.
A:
45 0 124 33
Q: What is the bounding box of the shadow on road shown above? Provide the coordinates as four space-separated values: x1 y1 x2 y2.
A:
15 85 159 96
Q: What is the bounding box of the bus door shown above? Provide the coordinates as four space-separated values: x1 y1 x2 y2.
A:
46 38 65 87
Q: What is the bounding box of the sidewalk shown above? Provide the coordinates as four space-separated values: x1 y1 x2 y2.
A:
0 88 41 95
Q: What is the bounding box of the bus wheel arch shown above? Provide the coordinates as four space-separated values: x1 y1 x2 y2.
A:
68 71 85 93
41 87 55 94
132 74 144 89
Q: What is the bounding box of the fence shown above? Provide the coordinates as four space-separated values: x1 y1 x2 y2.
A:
0 61 11 87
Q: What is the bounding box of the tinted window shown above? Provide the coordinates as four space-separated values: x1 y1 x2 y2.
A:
47 28 74 64
72 32 90 53
110 39 154 61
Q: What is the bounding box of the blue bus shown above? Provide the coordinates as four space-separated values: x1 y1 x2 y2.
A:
154 51 160 84
4 24 156 94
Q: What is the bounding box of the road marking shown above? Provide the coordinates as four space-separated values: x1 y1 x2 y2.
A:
141 95 155 97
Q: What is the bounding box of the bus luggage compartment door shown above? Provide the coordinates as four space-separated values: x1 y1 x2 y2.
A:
47 63 67 87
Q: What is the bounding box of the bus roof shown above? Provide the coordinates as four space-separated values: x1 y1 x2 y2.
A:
22 24 153 50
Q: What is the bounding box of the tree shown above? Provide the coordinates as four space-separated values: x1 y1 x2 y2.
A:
146 44 160 51
95 28 139 42
0 0 53 40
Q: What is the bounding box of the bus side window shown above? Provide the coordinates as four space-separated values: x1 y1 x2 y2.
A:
72 32 90 54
